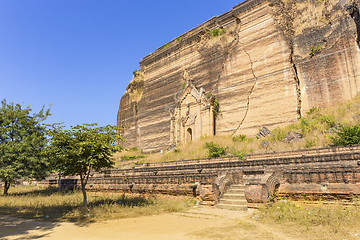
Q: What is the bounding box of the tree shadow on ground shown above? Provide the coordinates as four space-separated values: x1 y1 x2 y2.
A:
0 214 58 240
1 187 154 224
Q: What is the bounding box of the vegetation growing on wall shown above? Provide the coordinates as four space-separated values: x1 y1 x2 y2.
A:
127 70 144 103
309 44 322 56
114 94 360 163
274 0 345 37
212 97 220 119
182 81 186 90
161 43 169 49
206 27 226 37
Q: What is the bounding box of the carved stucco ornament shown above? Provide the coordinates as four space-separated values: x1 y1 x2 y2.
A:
170 81 214 145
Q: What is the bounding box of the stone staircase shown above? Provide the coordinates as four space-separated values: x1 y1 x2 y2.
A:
217 184 248 211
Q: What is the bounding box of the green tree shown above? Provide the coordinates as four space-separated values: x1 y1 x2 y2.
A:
47 123 123 207
0 99 50 195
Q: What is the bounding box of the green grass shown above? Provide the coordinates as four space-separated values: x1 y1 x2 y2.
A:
0 185 193 222
309 44 322 56
208 28 226 37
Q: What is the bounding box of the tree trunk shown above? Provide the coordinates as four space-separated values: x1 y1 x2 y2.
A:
80 174 87 207
3 181 10 195
58 170 62 192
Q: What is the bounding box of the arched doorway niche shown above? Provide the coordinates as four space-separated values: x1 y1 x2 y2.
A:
186 128 192 143
170 82 214 145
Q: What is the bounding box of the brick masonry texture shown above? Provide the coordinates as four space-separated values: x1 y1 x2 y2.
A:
42 145 360 203
117 0 360 152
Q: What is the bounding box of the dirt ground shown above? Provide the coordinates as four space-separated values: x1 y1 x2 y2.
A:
0 207 298 240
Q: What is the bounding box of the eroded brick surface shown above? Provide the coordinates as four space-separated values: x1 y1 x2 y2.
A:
41 145 360 202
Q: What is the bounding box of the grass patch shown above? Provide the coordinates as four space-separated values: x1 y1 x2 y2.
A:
257 201 360 239
120 155 145 161
207 28 226 37
0 185 193 222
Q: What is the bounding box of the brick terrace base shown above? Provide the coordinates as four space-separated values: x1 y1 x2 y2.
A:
41 145 360 204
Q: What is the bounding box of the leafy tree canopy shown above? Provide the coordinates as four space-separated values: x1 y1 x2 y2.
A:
46 123 123 206
0 99 50 195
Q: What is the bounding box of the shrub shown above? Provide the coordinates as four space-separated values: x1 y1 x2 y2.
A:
317 114 336 128
133 160 145 165
331 124 360 146
306 106 319 115
298 118 320 135
232 134 247 142
305 139 315 148
121 155 145 161
309 44 322 56
271 127 288 141
230 147 246 159
182 81 186 90
204 142 227 158
212 97 220 119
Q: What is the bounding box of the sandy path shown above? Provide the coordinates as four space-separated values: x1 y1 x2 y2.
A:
0 208 296 240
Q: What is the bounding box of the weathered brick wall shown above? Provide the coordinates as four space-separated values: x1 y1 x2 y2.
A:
43 145 360 202
117 0 360 153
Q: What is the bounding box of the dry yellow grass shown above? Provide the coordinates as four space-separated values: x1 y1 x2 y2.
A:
257 200 360 240
0 185 193 222
192 201 360 240
115 94 360 164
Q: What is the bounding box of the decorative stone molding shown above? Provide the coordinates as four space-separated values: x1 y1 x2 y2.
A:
243 171 280 203
41 146 360 202
212 173 233 203
170 81 214 145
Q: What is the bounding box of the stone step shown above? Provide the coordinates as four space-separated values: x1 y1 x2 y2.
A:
217 204 248 211
229 185 245 190
222 193 246 199
220 199 248 205
226 188 245 194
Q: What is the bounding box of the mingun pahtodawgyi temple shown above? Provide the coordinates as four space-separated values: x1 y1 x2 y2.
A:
117 0 360 152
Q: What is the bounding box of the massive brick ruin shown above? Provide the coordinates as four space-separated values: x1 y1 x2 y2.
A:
78 0 360 207
117 0 360 152
43 145 360 206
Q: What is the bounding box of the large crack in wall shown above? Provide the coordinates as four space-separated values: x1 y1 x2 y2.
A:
271 0 302 119
180 17 260 137
176 19 243 135
347 1 360 48
119 0 360 152
232 18 259 135
290 43 302 119
209 19 242 95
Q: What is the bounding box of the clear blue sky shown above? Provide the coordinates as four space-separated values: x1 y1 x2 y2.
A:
0 0 242 127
